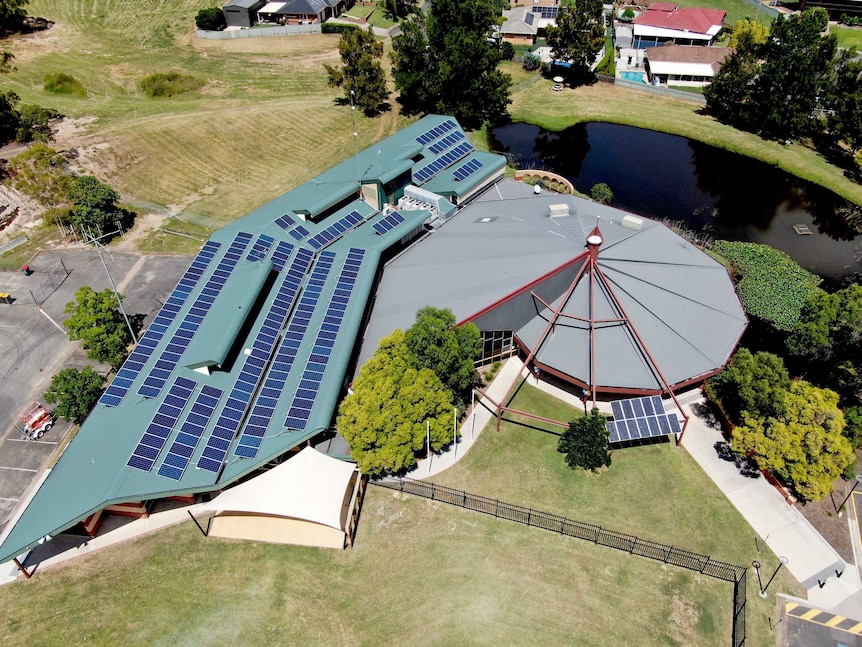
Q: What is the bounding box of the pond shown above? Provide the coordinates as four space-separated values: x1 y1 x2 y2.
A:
489 121 861 286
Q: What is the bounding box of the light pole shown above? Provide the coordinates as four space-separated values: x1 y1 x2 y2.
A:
837 475 862 518
752 556 788 598
84 230 136 343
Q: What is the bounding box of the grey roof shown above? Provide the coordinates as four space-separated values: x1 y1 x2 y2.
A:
501 6 540 35
360 180 747 393
279 0 327 15
224 0 265 8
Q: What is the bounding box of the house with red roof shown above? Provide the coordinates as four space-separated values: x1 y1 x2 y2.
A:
632 3 725 48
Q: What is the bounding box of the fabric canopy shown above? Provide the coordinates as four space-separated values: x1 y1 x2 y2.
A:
202 447 357 530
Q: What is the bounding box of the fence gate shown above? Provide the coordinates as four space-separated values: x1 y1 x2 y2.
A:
29 258 70 305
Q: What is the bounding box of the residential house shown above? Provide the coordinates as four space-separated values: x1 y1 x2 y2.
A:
644 45 730 86
632 3 725 48
500 6 539 45
223 0 266 28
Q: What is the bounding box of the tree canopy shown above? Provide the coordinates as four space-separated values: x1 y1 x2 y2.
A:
64 286 132 369
545 0 605 85
404 306 481 405
786 284 862 405
67 175 131 238
44 366 104 424
338 329 455 476
195 7 226 31
728 18 768 52
557 408 611 471
731 381 855 501
8 143 71 209
325 26 388 116
704 347 791 425
390 0 511 129
0 0 29 36
705 9 838 141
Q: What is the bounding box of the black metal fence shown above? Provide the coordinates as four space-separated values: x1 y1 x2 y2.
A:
374 476 746 647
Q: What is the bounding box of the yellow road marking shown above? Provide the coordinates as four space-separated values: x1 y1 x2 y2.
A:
825 615 846 627
785 602 798 613
801 608 823 620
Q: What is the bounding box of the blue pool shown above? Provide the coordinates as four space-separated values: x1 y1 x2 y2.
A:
619 71 646 83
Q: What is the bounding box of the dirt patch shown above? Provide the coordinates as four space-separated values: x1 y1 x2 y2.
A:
796 458 861 563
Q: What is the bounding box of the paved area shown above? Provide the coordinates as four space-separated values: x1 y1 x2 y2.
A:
778 597 862 647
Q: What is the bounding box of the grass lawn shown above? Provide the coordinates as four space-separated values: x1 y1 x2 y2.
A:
0 382 800 646
675 0 773 25
832 25 862 50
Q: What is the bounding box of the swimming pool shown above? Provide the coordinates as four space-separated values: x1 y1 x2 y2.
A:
619 71 647 83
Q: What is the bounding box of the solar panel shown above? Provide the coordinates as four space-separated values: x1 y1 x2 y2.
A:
246 234 275 262
281 249 365 434
233 251 338 459
157 384 223 480
99 241 221 408
453 158 484 181
607 395 680 443
127 376 196 472
289 225 309 241
271 241 294 272
274 213 294 230
136 232 252 399
415 119 457 145
196 248 317 471
532 5 558 18
414 141 474 183
428 130 466 155
306 210 364 250
372 211 406 235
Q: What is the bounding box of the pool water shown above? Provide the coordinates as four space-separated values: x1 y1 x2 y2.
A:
619 71 646 83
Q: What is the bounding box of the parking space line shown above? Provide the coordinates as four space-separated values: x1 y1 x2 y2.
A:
7 439 58 445
0 466 37 473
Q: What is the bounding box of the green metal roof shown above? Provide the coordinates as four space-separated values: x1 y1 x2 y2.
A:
0 115 505 565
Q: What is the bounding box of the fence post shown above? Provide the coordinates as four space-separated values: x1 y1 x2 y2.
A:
527 509 532 526
630 537 638 554
494 500 499 517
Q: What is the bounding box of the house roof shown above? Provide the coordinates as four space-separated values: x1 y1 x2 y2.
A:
646 45 731 75
224 0 266 9
280 0 328 16
633 7 725 36
0 115 506 567
501 6 539 36
648 2 679 11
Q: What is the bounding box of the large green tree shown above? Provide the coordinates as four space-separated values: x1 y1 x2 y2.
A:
731 381 855 501
390 0 511 129
705 9 838 140
9 143 72 209
545 0 605 85
0 0 28 36
195 7 226 31
338 329 455 476
44 366 104 424
404 306 481 405
325 26 388 116
67 175 130 238
826 50 862 156
557 408 611 471
786 284 862 405
64 286 133 369
704 348 791 425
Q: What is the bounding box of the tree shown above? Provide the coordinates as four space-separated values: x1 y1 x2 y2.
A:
380 0 414 20
195 7 226 31
391 0 512 129
545 0 605 85
590 182 613 204
728 19 768 53
338 329 455 476
404 306 481 405
0 90 20 144
44 366 104 424
15 103 59 143
731 381 855 501
826 50 862 155
0 0 29 36
704 48 761 131
522 51 542 71
704 348 791 425
67 175 130 237
557 408 611 471
786 284 862 405
64 286 133 369
9 143 72 209
620 7 635 22
325 26 388 116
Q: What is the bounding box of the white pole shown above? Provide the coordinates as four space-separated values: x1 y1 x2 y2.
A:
471 389 475 439
427 420 432 473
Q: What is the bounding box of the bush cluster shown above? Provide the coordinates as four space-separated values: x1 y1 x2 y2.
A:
43 72 86 96
138 72 205 98
322 22 359 34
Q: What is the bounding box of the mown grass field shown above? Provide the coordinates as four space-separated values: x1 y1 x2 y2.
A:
832 25 862 50
0 384 799 646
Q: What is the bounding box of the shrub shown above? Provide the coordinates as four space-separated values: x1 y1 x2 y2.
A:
499 41 515 61
620 7 635 22
322 22 360 34
138 72 205 98
590 182 613 204
195 7 226 31
522 52 542 71
15 104 60 143
43 72 86 96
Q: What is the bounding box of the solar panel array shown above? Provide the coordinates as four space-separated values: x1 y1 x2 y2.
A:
372 211 405 235
306 210 364 250
289 225 309 241
99 241 221 408
453 158 484 181
127 376 196 472
414 142 474 183
415 119 456 145
271 241 294 272
157 385 223 480
607 395 681 443
428 130 466 155
246 234 275 262
196 247 315 472
284 248 365 432
233 251 337 459
274 213 294 230
137 232 253 399
532 5 558 18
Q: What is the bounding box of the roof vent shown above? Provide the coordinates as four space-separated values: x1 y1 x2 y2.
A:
548 203 569 218
621 215 644 230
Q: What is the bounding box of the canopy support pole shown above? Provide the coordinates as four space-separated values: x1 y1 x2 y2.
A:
13 557 31 579
187 510 209 537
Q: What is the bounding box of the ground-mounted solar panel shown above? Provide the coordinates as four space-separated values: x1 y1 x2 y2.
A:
607 395 680 443
99 241 221 408
232 251 337 459
157 384 223 480
246 234 275 262
126 376 196 472
372 211 406 235
306 210 365 250
136 232 252 399
281 249 365 434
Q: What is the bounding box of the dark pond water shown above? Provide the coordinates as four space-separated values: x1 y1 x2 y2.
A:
489 122 861 285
